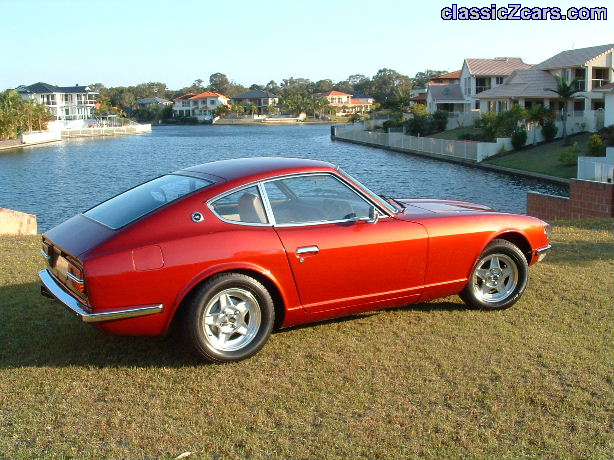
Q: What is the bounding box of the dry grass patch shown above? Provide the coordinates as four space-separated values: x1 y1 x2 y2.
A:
0 219 612 459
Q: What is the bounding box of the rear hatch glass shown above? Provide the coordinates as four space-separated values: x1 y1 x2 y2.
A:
84 174 213 229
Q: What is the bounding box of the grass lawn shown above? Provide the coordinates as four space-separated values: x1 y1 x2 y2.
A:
1 220 613 459
484 133 592 179
429 126 482 140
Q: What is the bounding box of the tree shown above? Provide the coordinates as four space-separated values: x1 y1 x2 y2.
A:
230 103 244 118
525 104 554 145
247 102 258 115
213 104 230 119
545 75 581 139
413 70 448 88
370 68 412 106
209 73 231 95
0 89 26 140
314 79 333 93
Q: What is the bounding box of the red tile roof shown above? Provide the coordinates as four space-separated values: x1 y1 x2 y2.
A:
173 93 197 101
321 90 352 97
188 91 228 100
431 70 462 80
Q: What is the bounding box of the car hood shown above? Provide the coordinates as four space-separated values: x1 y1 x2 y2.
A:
394 199 496 216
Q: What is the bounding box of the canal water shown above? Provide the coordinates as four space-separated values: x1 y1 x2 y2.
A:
0 124 566 232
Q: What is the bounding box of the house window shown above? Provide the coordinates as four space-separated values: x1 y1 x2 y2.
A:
63 94 72 103
592 100 604 110
475 78 490 94
592 68 609 89
573 100 585 113
495 77 503 85
209 100 216 106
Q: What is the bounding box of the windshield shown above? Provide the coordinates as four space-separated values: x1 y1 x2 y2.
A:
84 174 213 229
338 169 399 213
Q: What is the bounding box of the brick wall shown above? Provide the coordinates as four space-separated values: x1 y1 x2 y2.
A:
527 179 614 221
569 179 614 219
0 208 38 235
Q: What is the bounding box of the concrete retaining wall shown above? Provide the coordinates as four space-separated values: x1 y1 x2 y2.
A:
0 208 37 235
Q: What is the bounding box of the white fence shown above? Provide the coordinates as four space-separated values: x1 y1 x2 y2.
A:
333 124 506 162
577 147 614 183
61 124 151 137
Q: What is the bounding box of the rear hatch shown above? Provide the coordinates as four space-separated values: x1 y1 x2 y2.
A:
42 214 115 303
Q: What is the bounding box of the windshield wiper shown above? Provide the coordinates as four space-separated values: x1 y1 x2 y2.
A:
380 194 406 209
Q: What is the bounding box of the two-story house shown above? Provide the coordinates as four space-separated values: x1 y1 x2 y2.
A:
230 89 278 114
460 57 532 110
172 91 230 120
477 44 613 112
476 44 613 130
16 82 98 122
319 90 373 113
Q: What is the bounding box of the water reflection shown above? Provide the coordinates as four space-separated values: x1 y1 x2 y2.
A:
0 125 567 231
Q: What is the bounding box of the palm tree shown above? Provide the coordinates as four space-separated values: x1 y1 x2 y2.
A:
525 104 554 145
0 89 26 140
545 75 582 139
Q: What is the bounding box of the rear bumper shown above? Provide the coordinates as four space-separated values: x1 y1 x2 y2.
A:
38 269 163 323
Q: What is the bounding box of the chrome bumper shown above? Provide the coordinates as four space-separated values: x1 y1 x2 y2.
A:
536 244 551 262
38 269 163 323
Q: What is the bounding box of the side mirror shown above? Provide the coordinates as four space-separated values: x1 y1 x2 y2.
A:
368 206 379 224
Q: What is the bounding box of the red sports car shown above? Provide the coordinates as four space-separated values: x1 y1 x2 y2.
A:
39 157 551 363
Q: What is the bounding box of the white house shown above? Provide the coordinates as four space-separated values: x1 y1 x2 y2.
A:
476 44 613 131
172 91 230 121
460 57 532 110
16 82 98 122
319 90 373 113
594 82 614 127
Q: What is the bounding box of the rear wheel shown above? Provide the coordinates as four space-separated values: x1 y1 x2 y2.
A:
460 239 528 310
184 273 274 363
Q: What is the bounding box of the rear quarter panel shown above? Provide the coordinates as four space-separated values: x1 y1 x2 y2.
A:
82 192 299 336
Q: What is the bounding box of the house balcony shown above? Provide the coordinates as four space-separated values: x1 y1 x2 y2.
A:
475 85 491 94
573 80 586 91
591 79 609 90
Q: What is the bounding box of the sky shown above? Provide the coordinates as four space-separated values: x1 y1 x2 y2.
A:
1 0 612 91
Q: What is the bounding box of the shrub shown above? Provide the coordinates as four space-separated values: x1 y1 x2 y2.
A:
588 134 605 156
541 120 558 141
511 129 528 150
382 119 404 131
431 110 449 132
406 115 430 136
597 125 614 147
559 142 581 166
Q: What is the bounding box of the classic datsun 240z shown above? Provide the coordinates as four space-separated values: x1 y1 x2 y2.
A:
39 157 550 362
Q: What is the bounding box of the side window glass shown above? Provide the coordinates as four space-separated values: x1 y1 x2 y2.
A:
264 175 371 225
210 186 268 224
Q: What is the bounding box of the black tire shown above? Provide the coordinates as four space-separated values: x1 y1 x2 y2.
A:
184 273 275 363
459 239 528 310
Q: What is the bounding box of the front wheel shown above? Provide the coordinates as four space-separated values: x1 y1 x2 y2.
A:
459 239 528 310
184 273 275 363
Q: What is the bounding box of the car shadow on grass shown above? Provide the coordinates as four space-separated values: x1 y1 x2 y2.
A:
1 282 468 369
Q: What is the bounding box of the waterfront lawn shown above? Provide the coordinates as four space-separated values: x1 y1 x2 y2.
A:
1 219 613 460
485 133 592 178
429 126 482 140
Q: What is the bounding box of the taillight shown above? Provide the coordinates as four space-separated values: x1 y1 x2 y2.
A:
41 240 53 264
67 267 85 294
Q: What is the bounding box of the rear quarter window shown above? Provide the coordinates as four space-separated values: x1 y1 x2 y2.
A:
84 174 212 229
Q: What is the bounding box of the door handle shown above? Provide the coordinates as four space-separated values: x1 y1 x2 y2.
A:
296 245 319 255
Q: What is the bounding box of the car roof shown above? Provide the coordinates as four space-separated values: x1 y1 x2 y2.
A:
178 157 336 182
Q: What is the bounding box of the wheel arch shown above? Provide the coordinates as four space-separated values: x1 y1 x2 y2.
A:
164 264 287 334
492 230 532 264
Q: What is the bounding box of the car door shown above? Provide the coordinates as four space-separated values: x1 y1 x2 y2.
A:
262 173 428 313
